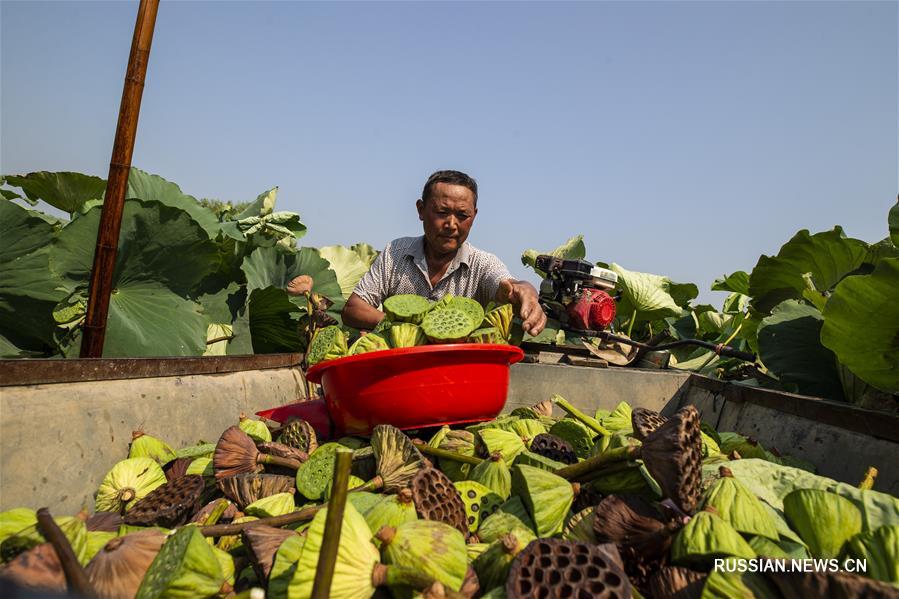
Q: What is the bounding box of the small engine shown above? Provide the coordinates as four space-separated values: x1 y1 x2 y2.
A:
534 255 619 332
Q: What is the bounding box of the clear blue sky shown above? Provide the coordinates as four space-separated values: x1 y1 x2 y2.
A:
2 1 896 305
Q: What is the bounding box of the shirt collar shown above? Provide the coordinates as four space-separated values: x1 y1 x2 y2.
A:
404 236 472 269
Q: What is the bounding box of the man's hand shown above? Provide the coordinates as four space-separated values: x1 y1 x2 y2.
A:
341 293 386 331
498 279 547 337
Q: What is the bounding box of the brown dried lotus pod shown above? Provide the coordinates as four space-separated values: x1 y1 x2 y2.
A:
368 424 427 493
531 399 554 417
412 466 469 538
593 495 677 549
191 498 240 525
257 441 309 463
216 473 295 509
640 405 703 513
647 566 706 599
85 529 166 599
460 566 480 599
213 426 301 480
123 474 205 528
0 543 66 593
571 483 604 513
763 569 899 599
506 539 632 599
530 433 578 465
631 408 668 442
164 457 194 482
242 525 299 583
86 511 123 532
277 417 318 454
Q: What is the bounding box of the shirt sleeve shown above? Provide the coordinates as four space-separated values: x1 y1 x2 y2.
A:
352 243 391 308
477 252 515 305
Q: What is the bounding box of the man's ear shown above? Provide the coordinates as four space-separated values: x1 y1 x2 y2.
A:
416 199 425 221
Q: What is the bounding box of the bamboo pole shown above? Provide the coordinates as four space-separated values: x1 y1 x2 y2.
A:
311 449 353 599
81 0 160 358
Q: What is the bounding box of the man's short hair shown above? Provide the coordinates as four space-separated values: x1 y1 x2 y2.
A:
421 170 478 206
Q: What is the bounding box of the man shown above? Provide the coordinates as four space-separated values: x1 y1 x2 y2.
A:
341 170 547 336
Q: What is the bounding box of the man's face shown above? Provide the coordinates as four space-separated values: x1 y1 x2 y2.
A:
416 182 477 256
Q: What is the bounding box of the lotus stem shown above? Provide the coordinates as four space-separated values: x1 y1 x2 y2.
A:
201 499 231 526
858 466 878 490
256 454 302 470
200 504 321 537
311 448 353 599
554 446 639 481
551 395 610 437
351 475 384 494
36 508 94 597
371 563 443 591
413 441 484 466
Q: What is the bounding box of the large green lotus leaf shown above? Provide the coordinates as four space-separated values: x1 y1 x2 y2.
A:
3 171 107 213
748 227 868 313
241 245 344 311
757 300 842 400
50 199 216 356
521 235 586 276
234 187 277 220
248 286 302 353
319 245 370 299
890 198 899 246
350 242 379 268
701 459 899 531
610 263 686 323
712 270 750 295
125 168 221 239
0 202 67 352
820 258 899 394
863 238 899 268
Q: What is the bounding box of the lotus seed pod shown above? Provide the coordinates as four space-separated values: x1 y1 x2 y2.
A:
123 475 205 529
562 507 598 543
378 520 469 592
216 516 257 553
295 442 341 501
257 441 308 463
510 464 574 537
348 332 390 355
467 415 521 435
702 467 778 540
306 325 348 366
389 322 428 348
467 542 490 561
700 569 779 599
384 294 434 324
646 566 706 599
185 457 213 480
468 326 506 344
213 426 265 480
764 568 899 598
363 488 419 539
1 542 66 593
428 426 450 448
513 449 566 473
548 418 596 458
422 307 479 342
86 511 124 533
277 417 318 454
347 491 385 516
747 535 800 559
129 431 177 466
631 408 667 441
473 532 527 592
266 534 305 599
479 429 526 464
241 525 298 584
96 457 168 514
370 424 428 492
506 419 547 448
845 525 899 584
173 443 215 460
238 414 272 443
210 545 235 588
454 481 504 533
163 457 193 482
84 531 118 564
323 474 365 500
591 467 653 497
437 429 477 482
671 509 756 566
411 467 470 538
640 405 703 514
484 303 513 341
243 492 296 518
216 473 295 509
592 494 679 568
476 497 537 544
445 296 486 330
135 525 228 599
470 453 512 500
600 401 633 434
0 508 37 544
86 529 167 599
288 502 380 599
783 489 862 559
527 432 578 465
505 539 631 599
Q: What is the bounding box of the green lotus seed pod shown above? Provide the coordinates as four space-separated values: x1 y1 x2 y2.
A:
671 509 756 566
845 525 899 584
703 467 778 540
295 442 341 501
0 508 37 544
478 429 525 464
473 532 528 592
700 569 780 599
244 493 296 518
467 542 489 561
783 489 862 559
484 304 513 341
238 415 272 444
548 419 596 458
470 453 512 500
216 517 257 553
513 450 566 473
267 535 305 599
84 531 118 565
562 507 598 543
384 294 434 324
436 429 477 482
468 327 506 344
136 526 227 599
388 323 427 348
443 296 485 330
476 497 536 544
129 431 177 466
96 458 167 514
324 475 366 500
421 307 478 342
454 481 504 533
377 520 468 592
510 464 574 537
348 333 390 355
346 491 384 516
599 401 633 434
306 325 348 366
363 488 418 540
173 443 215 460
210 545 235 588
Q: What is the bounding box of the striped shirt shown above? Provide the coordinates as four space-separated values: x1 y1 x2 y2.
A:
352 236 514 307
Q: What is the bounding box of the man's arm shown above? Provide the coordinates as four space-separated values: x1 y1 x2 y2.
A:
496 279 547 336
341 293 385 331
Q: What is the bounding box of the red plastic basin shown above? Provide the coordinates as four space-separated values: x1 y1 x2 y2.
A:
297 343 523 436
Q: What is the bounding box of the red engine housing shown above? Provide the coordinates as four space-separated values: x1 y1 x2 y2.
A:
566 288 616 331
